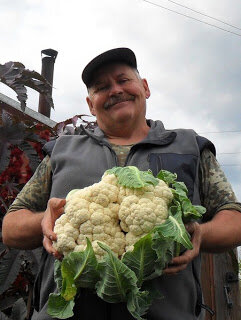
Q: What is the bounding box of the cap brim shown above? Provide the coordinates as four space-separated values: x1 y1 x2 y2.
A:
82 47 137 87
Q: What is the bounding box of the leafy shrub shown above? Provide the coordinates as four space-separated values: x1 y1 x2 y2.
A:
0 110 52 319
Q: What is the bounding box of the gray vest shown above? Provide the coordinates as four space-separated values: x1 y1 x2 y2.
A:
32 120 214 320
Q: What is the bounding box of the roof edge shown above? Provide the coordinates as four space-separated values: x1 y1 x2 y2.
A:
0 92 57 128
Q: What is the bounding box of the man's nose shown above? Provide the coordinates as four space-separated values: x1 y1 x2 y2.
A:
109 83 123 96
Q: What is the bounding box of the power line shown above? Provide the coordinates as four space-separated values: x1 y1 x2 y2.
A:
198 130 241 134
220 164 241 167
165 0 241 31
142 0 241 37
217 152 241 155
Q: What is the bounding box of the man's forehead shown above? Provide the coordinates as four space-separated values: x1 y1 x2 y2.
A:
91 63 135 84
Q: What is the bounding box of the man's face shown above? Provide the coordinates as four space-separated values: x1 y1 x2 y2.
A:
86 63 150 131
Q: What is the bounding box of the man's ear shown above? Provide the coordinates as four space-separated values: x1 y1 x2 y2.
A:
142 79 151 99
86 96 96 116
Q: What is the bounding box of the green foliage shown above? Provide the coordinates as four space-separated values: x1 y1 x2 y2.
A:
0 61 54 112
106 166 159 188
0 109 51 319
47 294 74 319
0 110 44 176
154 208 193 251
157 169 206 223
122 234 156 285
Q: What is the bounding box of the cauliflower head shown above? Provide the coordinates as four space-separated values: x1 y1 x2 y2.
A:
53 166 173 259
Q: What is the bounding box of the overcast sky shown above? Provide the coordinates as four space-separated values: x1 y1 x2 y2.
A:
0 0 240 200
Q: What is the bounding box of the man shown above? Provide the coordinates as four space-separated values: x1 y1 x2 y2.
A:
2 48 241 320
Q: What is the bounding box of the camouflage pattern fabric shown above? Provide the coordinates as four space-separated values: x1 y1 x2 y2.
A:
200 149 240 220
8 147 241 218
110 144 132 167
8 156 52 213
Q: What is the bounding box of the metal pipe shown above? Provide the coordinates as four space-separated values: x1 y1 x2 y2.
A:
38 49 58 118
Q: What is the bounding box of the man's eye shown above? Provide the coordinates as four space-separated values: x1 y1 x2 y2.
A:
119 79 129 84
95 85 108 92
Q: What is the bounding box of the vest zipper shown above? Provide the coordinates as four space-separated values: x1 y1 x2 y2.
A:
107 145 119 166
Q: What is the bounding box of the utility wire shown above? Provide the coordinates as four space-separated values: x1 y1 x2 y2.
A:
142 0 241 37
198 130 241 134
220 164 241 167
165 0 241 31
217 152 241 155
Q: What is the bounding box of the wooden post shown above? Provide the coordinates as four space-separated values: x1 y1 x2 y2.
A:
201 253 216 319
201 251 241 319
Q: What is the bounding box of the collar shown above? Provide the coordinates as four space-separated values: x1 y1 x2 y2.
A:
80 119 177 147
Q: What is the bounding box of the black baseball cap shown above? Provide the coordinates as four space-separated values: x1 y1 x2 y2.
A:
82 47 137 87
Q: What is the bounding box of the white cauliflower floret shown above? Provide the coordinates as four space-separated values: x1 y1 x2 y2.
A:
73 244 86 253
53 233 76 255
64 198 90 228
152 197 169 224
118 180 173 250
118 184 155 203
90 210 111 226
62 222 79 240
88 182 119 207
77 233 93 244
153 180 173 202
91 241 109 260
76 219 125 259
53 178 125 260
101 173 118 186
125 232 140 252
119 195 162 235
106 203 120 221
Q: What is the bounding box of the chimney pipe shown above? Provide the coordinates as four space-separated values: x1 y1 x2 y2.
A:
38 49 58 118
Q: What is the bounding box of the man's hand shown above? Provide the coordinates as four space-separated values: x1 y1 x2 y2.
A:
41 197 66 259
163 222 202 275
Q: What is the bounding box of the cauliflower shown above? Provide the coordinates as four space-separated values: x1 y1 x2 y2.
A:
53 166 173 260
48 167 206 320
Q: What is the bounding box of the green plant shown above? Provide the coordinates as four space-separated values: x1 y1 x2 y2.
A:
0 110 52 319
0 58 56 318
0 61 54 112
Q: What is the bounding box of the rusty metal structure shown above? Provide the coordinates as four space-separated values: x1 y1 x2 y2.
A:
38 48 58 117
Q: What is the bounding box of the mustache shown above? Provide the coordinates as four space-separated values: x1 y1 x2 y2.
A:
103 94 135 110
